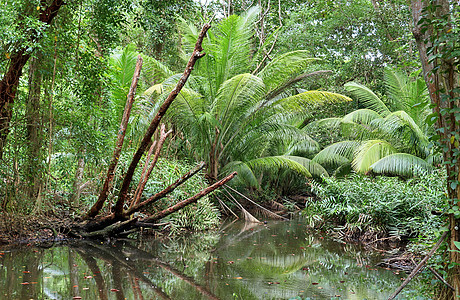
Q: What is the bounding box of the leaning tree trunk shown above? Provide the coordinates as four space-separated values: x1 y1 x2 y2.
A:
72 22 237 238
411 1 460 298
0 0 65 158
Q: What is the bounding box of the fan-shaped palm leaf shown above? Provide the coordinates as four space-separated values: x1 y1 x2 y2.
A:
222 161 260 189
352 140 397 173
312 141 361 168
370 111 430 157
258 50 321 98
341 109 382 125
369 153 433 177
303 117 342 131
108 44 139 122
283 156 329 178
245 156 312 177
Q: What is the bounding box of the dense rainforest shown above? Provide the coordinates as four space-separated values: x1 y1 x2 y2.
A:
0 0 459 298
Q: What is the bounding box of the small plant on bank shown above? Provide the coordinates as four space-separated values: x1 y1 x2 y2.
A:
304 170 447 240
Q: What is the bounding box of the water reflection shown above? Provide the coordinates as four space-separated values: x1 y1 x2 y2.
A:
0 220 425 299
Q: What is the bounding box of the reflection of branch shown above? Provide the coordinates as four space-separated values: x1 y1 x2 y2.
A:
112 263 126 300
76 249 108 300
155 260 220 300
73 242 171 300
122 243 221 300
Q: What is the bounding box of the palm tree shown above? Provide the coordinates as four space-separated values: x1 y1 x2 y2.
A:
310 68 439 177
140 7 351 189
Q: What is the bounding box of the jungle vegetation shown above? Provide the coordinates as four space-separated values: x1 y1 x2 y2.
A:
0 0 459 298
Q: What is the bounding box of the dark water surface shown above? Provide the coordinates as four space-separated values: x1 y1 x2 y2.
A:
0 220 424 299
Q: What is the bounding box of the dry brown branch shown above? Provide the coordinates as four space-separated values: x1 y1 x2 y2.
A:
222 188 260 223
114 23 211 218
388 230 448 300
125 162 206 216
86 55 143 218
131 140 158 208
131 124 172 209
428 266 455 291
144 172 237 223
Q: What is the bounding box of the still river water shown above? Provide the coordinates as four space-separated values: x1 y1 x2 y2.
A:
0 220 425 300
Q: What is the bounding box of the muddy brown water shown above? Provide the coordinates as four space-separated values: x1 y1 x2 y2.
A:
0 220 426 299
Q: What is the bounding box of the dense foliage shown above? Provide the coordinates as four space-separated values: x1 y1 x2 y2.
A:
305 171 447 240
310 68 439 178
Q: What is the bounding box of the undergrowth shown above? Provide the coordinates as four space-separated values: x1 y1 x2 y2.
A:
304 170 447 240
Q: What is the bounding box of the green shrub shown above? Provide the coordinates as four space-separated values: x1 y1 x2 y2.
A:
304 170 447 239
112 154 220 233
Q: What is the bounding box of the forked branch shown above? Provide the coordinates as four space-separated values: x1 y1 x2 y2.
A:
114 23 211 218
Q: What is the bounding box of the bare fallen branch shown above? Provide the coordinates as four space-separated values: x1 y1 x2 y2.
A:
143 172 237 223
388 230 448 300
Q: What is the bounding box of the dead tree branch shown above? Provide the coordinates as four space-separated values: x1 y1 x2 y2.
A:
388 230 448 300
224 184 288 221
114 23 211 219
144 172 237 223
131 124 172 209
86 55 143 218
125 162 206 216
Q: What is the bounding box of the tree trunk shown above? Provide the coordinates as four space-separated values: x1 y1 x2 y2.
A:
26 55 43 200
71 155 85 207
0 0 65 158
411 1 460 298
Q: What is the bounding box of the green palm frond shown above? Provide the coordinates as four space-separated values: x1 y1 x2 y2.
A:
141 55 174 85
312 141 361 168
212 73 265 127
207 7 259 90
341 109 382 125
222 161 260 189
275 91 352 112
258 50 320 96
303 118 342 131
245 156 312 177
384 68 429 121
369 153 433 177
352 140 397 173
370 111 430 157
283 156 329 178
339 109 384 140
143 83 163 97
344 82 391 116
108 44 139 122
284 136 321 157
340 121 378 141
384 68 407 112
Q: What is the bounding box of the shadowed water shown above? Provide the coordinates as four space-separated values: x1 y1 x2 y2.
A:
0 220 425 299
